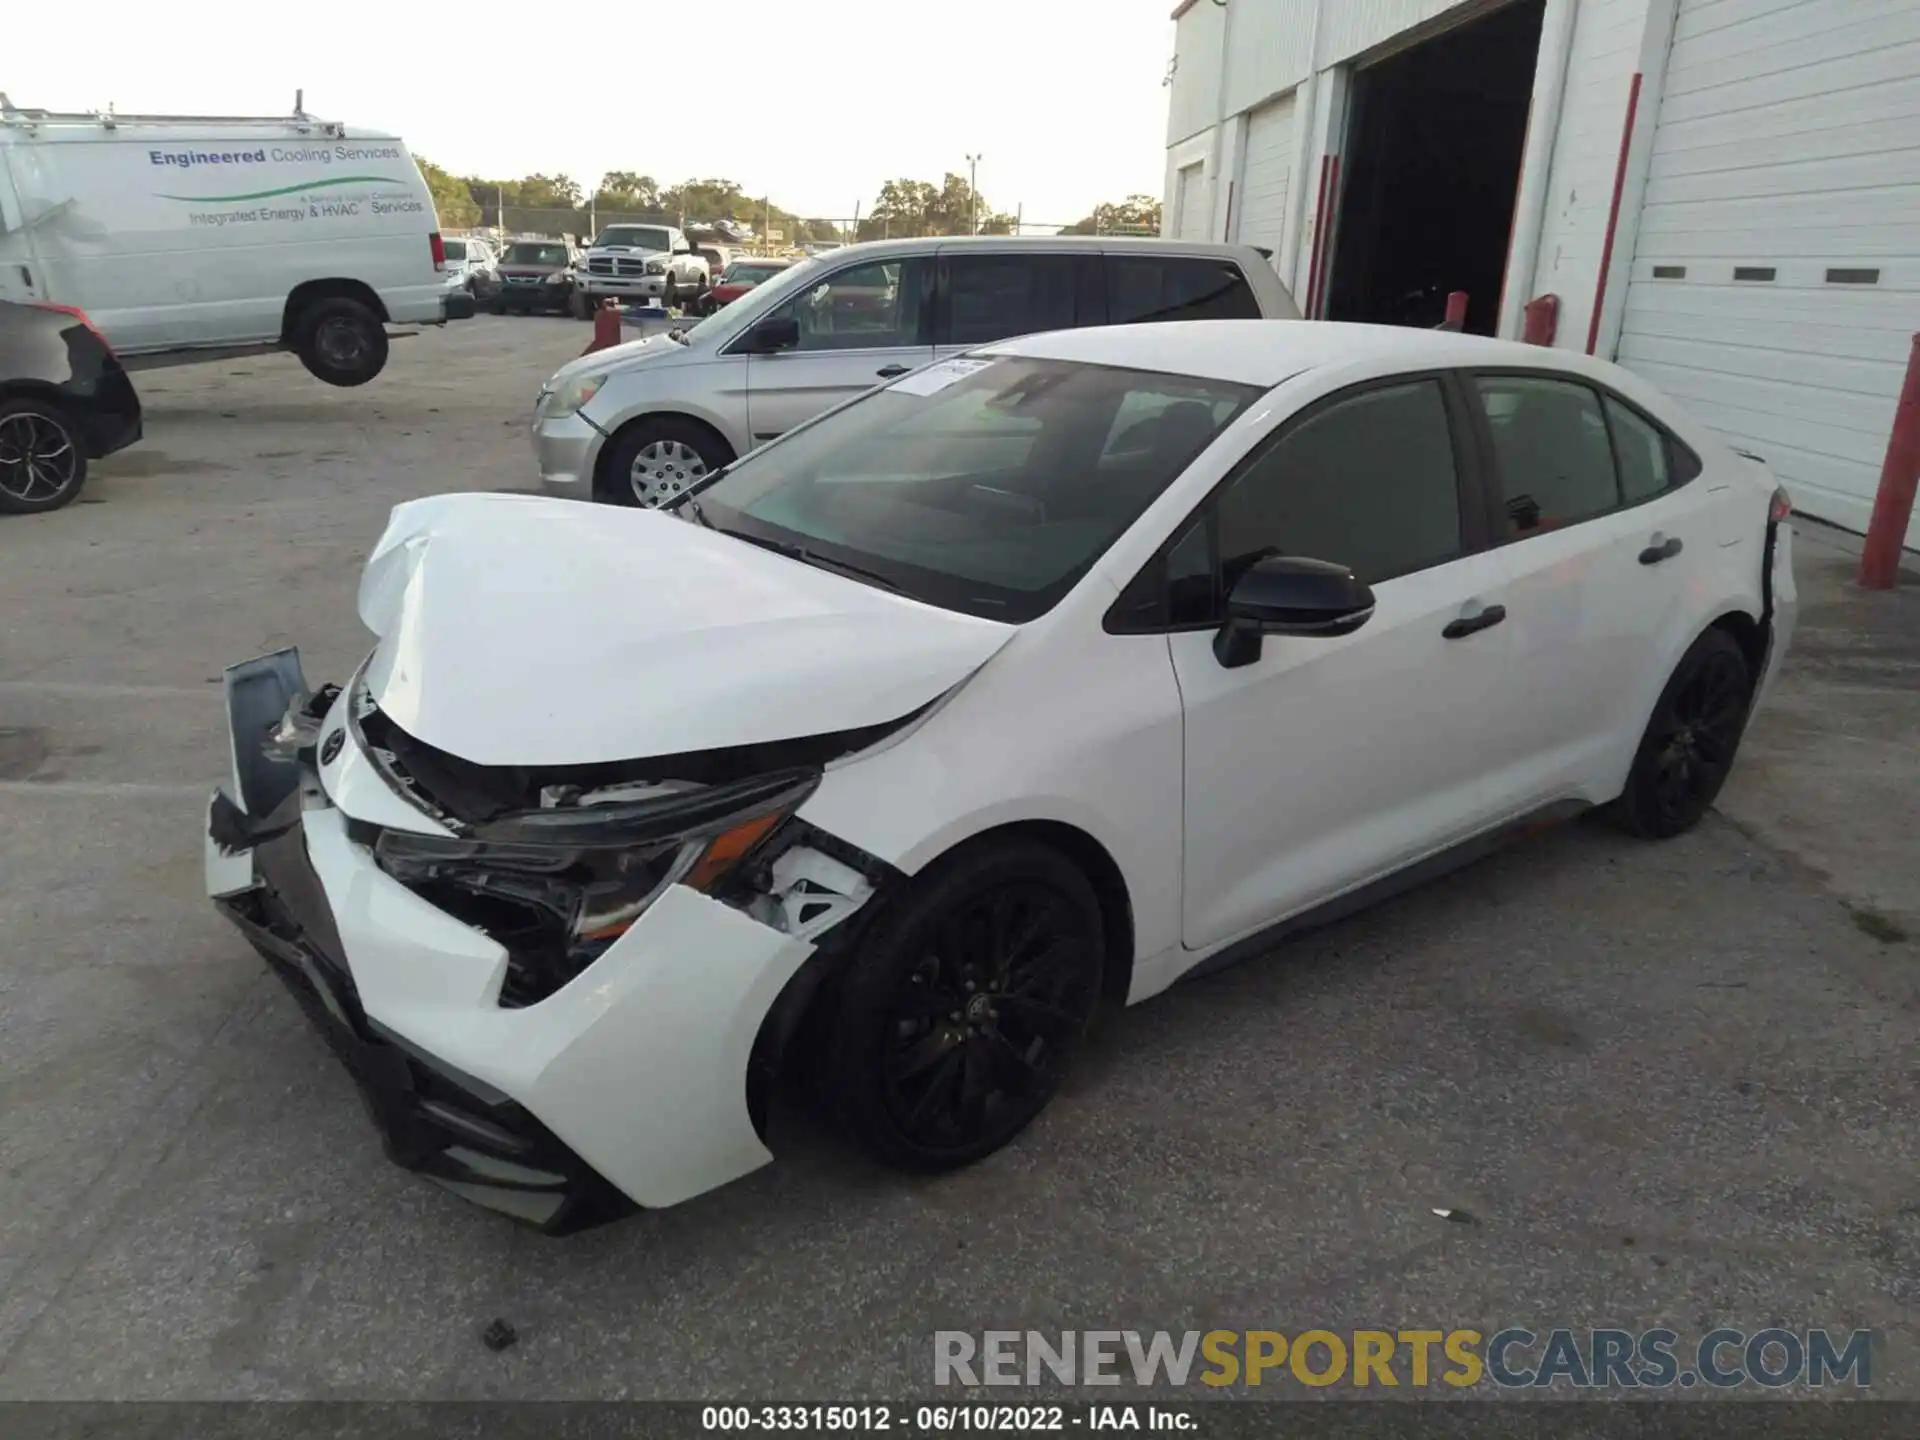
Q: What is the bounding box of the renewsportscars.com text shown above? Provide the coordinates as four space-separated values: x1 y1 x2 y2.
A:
933 1328 1873 1390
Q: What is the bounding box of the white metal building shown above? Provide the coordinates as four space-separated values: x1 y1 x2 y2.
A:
1164 0 1920 537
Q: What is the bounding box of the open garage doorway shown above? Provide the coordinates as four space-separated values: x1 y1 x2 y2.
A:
1324 0 1545 335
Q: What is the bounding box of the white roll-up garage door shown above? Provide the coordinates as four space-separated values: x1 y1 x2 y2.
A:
1234 96 1295 257
1616 0 1920 535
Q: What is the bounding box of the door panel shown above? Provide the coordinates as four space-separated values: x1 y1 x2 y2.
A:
743 255 932 444
1472 374 1729 796
1171 375 1536 952
1174 551 1519 950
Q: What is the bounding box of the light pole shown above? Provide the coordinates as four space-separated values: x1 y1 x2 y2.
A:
965 153 982 235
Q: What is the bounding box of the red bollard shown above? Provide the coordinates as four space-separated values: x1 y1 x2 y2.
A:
1441 290 1470 331
1858 332 1920 590
582 299 622 356
1522 293 1560 346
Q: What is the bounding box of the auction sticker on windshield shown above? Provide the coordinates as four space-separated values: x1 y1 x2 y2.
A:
890 357 996 396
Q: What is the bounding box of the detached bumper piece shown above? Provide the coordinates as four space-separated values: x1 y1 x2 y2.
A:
442 291 477 321
214 803 635 1236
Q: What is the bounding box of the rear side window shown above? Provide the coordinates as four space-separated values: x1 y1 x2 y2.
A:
1106 257 1260 324
940 254 1079 346
1605 396 1671 504
1475 376 1620 537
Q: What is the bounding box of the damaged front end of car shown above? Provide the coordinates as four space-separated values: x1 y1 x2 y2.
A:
206 648 911 1233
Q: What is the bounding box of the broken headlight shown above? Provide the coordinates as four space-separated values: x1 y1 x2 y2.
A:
370 768 819 1003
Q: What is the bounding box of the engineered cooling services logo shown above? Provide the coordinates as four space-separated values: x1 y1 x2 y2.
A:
933 1327 1874 1391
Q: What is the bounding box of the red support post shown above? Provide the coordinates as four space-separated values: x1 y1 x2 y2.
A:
1442 290 1470 331
1858 332 1920 590
1522 293 1560 346
582 298 623 356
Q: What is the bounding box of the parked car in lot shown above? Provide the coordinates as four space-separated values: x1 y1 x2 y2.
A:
489 240 578 315
441 237 499 300
533 235 1300 506
577 224 710 313
0 98 474 387
0 298 142 514
203 321 1796 1232
698 255 796 314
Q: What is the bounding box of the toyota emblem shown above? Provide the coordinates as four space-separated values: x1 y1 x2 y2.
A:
319 728 345 765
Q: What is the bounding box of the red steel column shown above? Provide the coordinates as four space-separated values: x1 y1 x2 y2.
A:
1442 291 1470 331
1858 332 1920 590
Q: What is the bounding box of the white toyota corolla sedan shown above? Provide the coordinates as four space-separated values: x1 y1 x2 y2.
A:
205 322 1797 1233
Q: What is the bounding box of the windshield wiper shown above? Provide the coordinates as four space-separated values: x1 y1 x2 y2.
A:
678 495 715 528
727 531 907 595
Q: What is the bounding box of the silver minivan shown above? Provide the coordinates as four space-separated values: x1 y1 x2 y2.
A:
531 235 1299 506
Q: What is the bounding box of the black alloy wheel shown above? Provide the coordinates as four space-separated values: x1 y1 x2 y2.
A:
1610 628 1752 839
828 841 1104 1171
0 399 88 514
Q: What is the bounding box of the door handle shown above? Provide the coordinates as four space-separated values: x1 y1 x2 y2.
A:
1639 535 1684 565
875 364 911 378
1443 604 1507 640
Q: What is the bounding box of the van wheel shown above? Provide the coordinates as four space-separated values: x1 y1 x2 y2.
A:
293 298 389 386
598 418 733 507
0 398 88 515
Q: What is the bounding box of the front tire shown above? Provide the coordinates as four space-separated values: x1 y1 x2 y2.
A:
0 398 89 514
1608 627 1753 839
824 840 1105 1174
596 418 734 507
292 297 388 386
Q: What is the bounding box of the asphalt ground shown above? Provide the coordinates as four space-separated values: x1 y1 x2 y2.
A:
0 316 1914 1401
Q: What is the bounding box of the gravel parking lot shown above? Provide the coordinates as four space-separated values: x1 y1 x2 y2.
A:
1 316 1915 1401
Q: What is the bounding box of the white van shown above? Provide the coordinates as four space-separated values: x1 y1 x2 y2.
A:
0 95 472 386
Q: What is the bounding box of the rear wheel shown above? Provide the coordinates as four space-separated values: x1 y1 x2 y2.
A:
0 398 88 514
292 297 388 386
597 418 734 507
1607 627 1753 839
825 840 1105 1173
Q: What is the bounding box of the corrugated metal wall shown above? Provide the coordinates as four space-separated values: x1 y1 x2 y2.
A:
1167 0 1228 143
1320 0 1471 63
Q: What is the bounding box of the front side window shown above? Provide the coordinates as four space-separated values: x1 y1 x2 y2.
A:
761 258 929 352
691 357 1258 621
1477 376 1620 536
1107 257 1260 324
941 254 1078 346
1201 379 1464 609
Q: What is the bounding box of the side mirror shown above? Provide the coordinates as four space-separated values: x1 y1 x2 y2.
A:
742 314 799 354
1213 555 1375 668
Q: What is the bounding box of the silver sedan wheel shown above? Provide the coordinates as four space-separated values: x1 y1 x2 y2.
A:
628 440 708 506
0 412 80 505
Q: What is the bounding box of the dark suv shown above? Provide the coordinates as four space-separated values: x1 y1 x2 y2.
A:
489 240 581 316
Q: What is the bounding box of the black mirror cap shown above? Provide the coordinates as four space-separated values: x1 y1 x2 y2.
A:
1215 555 1375 666
745 315 800 353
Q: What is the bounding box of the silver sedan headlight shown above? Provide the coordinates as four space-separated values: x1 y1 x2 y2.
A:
541 373 606 417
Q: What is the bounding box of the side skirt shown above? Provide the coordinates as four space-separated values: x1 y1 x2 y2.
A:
1176 799 1592 987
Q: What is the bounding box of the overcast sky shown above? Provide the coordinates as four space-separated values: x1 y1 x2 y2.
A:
9 0 1179 226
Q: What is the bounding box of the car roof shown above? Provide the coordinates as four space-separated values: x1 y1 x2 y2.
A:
981 320 1622 390
809 234 1270 263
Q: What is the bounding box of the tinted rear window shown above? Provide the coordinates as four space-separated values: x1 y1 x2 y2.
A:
1106 257 1260 324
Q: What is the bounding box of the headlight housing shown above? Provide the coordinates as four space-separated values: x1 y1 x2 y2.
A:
644 258 668 276
543 271 566 284
544 372 605 416
371 768 817 1006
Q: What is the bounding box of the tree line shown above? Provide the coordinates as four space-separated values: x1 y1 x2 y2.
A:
417 159 1162 242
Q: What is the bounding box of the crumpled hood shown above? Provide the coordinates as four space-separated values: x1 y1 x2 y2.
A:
356 494 1015 767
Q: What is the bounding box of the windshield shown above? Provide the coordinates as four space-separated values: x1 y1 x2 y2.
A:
504 243 568 265
596 226 672 252
691 357 1259 622
724 262 785 284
